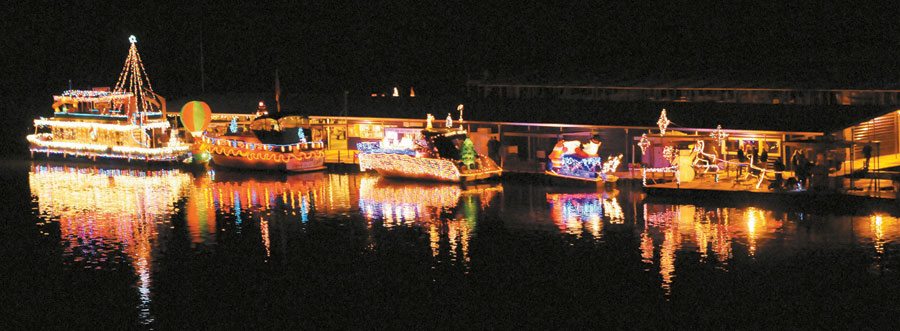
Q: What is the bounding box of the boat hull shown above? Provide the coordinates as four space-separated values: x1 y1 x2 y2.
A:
360 153 501 183
211 153 325 172
545 170 618 184
28 135 189 165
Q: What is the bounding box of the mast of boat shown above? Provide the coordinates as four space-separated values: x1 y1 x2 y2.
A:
200 25 205 94
275 69 282 113
113 35 157 146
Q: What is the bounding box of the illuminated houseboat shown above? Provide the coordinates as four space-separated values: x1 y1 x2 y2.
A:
357 113 502 183
27 36 189 163
545 136 623 183
203 112 325 172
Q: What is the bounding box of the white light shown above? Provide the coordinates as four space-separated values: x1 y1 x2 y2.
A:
34 119 170 131
129 35 137 43
28 134 190 156
657 109 671 136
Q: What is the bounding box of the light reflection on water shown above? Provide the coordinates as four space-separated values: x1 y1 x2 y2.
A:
358 177 503 265
29 164 192 325
24 162 900 326
546 190 623 237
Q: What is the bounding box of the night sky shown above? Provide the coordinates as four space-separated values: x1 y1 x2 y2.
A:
4 1 900 100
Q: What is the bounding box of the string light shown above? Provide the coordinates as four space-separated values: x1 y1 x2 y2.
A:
34 118 171 131
711 125 729 145
662 146 677 165
28 134 189 161
642 166 680 186
203 136 325 164
29 35 182 162
229 117 239 134
457 104 464 129
358 114 502 182
691 140 719 174
657 109 671 136
113 35 159 115
638 133 651 155
359 153 462 181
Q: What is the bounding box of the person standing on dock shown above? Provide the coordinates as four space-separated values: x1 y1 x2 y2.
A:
751 145 759 166
810 153 830 190
863 143 873 171
791 149 802 171
771 157 785 190
796 152 810 189
736 145 746 177
488 136 501 165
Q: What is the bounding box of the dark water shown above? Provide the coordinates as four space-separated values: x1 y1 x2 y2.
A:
3 160 900 329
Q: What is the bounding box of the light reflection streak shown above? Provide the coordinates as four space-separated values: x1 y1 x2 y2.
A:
872 215 885 255
641 204 782 296
546 189 622 237
29 163 191 325
358 176 501 266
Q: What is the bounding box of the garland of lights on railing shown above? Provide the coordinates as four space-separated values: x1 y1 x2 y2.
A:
35 118 171 131
28 134 189 161
54 90 133 103
203 136 325 163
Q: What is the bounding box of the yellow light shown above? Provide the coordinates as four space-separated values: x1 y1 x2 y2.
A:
35 118 171 131
28 134 190 157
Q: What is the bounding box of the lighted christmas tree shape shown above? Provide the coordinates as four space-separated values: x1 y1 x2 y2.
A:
461 138 476 168
298 128 307 143
113 35 159 116
229 117 238 134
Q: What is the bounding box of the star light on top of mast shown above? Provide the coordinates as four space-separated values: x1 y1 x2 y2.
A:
114 35 158 116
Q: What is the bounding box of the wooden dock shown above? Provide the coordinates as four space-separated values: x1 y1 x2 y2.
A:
643 176 897 211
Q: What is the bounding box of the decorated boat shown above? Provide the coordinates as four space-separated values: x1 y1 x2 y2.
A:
545 136 623 183
202 112 325 172
357 112 502 183
27 36 189 163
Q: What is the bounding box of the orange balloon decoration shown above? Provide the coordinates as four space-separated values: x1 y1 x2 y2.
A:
180 101 212 135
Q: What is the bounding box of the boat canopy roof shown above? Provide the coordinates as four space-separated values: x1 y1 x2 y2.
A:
249 112 311 145
422 128 468 141
250 112 309 131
